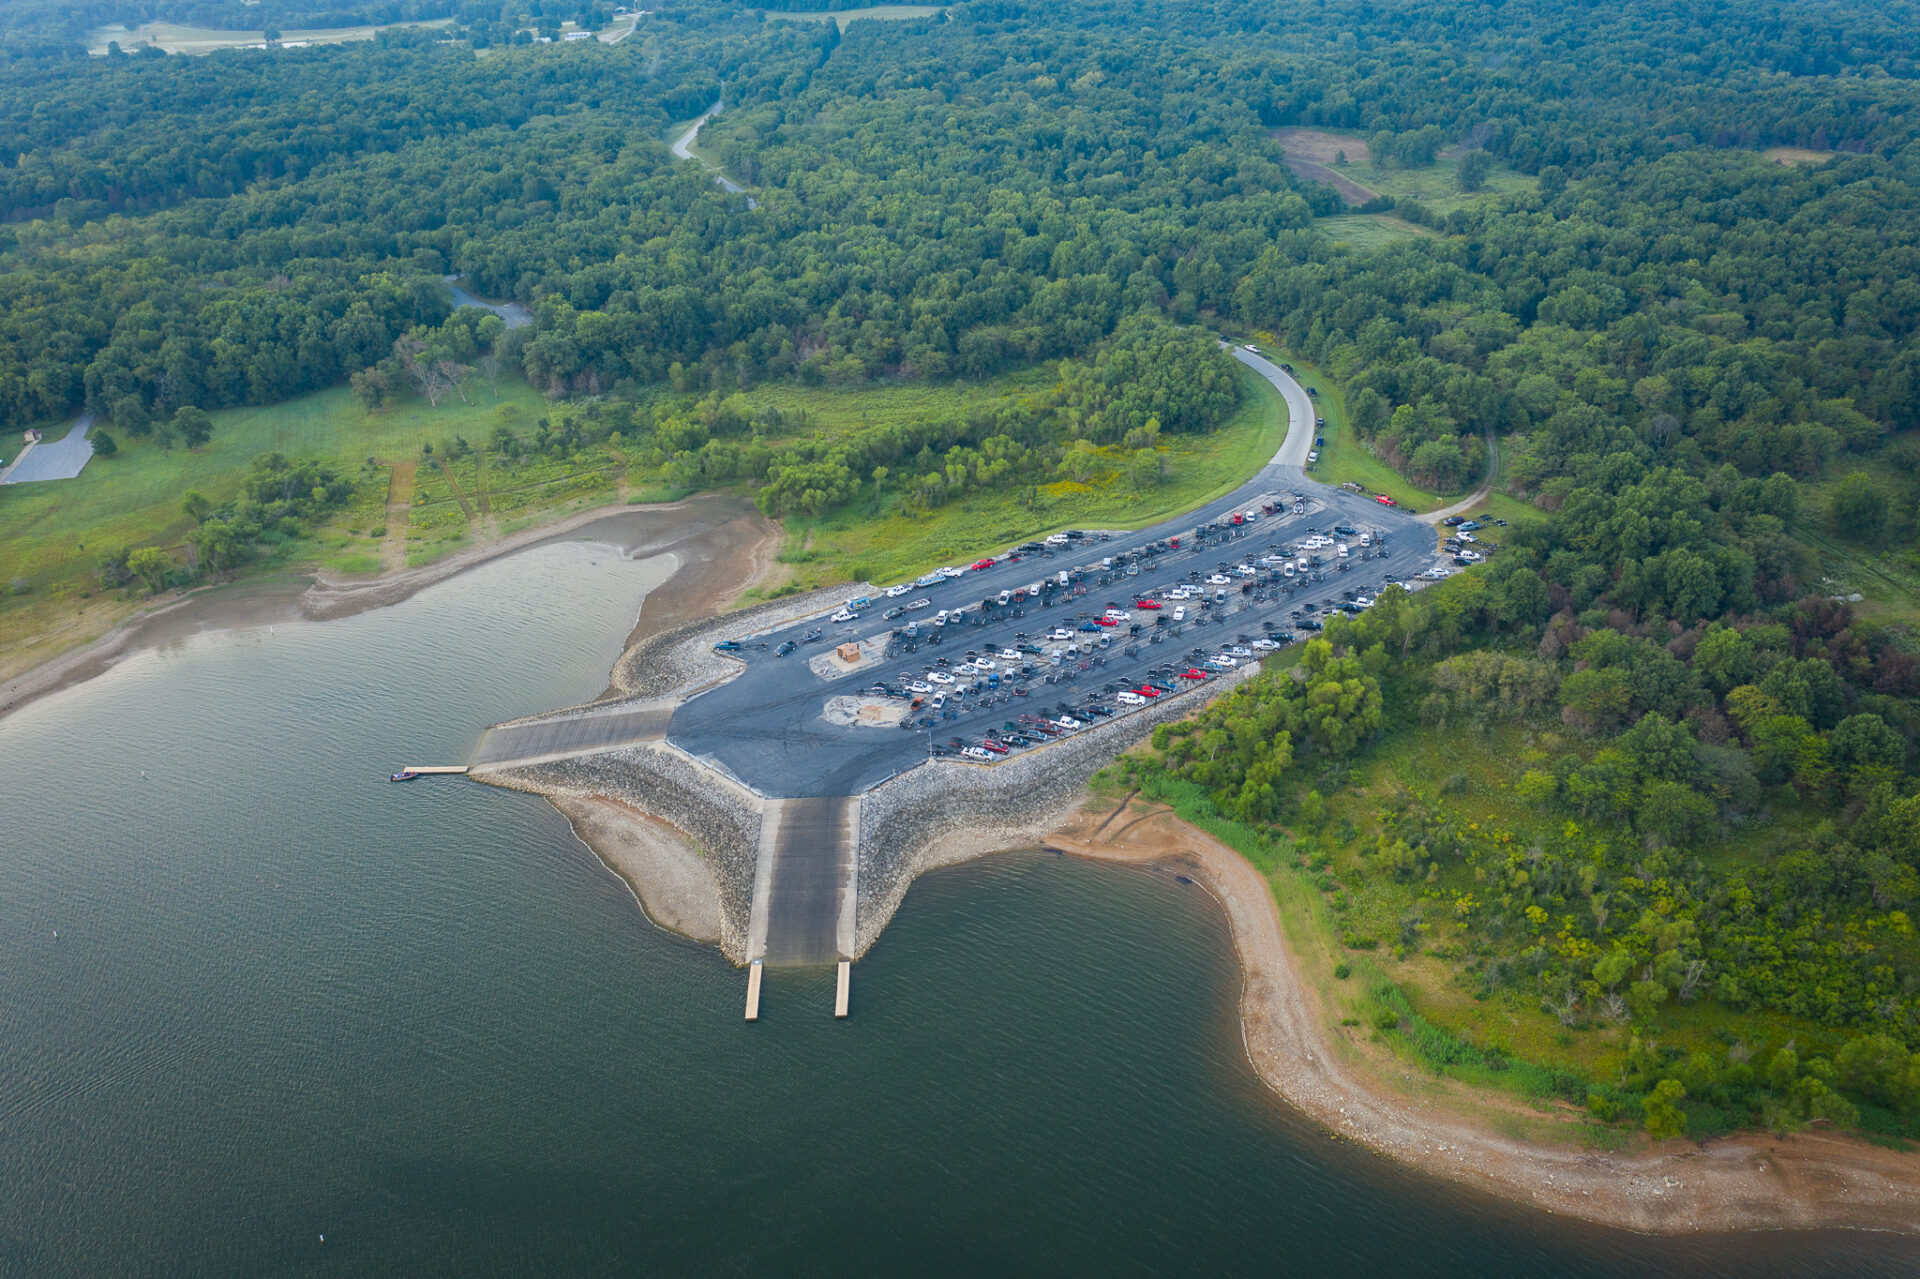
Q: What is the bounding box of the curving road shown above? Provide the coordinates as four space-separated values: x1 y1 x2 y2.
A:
671 103 753 203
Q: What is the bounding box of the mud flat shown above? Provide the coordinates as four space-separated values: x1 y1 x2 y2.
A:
0 494 775 724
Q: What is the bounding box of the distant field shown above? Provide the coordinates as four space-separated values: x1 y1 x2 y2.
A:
770 5 945 29
87 18 454 54
1763 146 1837 166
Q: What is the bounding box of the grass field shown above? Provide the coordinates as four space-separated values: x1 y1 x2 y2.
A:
769 5 946 29
1274 127 1538 220
729 368 1051 441
1315 214 1428 252
768 362 1285 590
1793 464 1920 626
86 18 454 54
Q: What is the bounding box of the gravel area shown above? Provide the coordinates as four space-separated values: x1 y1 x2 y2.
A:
481 744 765 960
852 663 1260 954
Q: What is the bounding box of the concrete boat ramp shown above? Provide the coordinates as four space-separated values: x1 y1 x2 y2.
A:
466 699 864 1022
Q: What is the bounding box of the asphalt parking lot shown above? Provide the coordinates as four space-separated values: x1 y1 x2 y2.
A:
669 441 1452 797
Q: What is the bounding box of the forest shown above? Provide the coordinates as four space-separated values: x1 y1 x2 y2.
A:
3 0 1920 1140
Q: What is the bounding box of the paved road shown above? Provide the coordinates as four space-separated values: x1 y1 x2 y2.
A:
666 350 1443 796
445 277 532 329
1 414 95 484
671 103 755 204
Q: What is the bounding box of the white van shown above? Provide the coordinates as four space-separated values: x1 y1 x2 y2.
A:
1337 543 1349 559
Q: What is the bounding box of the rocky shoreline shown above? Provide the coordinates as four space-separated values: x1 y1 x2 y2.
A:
850 662 1260 955
483 744 765 960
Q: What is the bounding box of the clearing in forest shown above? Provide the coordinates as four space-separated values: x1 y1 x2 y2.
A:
1271 129 1378 205
1763 146 1837 165
771 6 946 30
86 18 454 55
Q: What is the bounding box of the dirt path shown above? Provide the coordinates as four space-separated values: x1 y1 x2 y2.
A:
1042 796 1920 1235
380 460 415 572
435 457 476 521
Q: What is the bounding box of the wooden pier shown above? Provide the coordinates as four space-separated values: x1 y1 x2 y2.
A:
744 960 763 1022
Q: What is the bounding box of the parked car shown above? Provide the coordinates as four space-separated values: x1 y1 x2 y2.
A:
1116 690 1147 706
776 640 796 656
883 606 906 620
885 583 913 597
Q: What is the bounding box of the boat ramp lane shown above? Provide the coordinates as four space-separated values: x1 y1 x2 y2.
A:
469 701 675 768
743 795 861 1018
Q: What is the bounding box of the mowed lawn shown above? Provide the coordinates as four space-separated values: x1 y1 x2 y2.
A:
0 377 547 600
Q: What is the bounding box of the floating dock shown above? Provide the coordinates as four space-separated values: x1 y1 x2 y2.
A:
744 960 763 1022
834 960 850 1019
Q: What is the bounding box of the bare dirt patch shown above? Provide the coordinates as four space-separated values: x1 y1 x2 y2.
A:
1271 130 1379 207
1040 795 1920 1235
823 695 907 728
1272 128 1371 166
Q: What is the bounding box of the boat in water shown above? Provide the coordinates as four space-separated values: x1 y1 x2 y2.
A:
389 769 417 782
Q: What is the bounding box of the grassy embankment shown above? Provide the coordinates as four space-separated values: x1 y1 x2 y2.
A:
0 374 587 676
0 359 1288 677
752 361 1286 593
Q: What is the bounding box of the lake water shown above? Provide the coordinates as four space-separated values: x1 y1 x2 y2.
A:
2 540 1914 1277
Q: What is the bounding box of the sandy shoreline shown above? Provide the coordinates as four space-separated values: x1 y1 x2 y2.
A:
1040 794 1920 1237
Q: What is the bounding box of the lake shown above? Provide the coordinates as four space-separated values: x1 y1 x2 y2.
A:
1 539 1912 1276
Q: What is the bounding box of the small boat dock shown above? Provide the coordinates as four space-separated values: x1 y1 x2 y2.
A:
390 765 471 781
